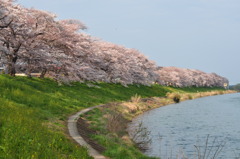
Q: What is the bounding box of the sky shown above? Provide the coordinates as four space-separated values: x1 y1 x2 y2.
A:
17 0 240 84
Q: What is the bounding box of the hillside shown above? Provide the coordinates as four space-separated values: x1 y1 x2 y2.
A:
0 75 167 159
0 75 228 158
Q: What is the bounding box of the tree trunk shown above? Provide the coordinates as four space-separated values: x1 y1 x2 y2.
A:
7 62 16 76
25 68 32 78
4 42 21 77
40 68 47 78
7 55 17 76
25 56 33 78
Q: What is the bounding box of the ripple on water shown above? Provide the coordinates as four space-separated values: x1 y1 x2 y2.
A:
129 93 240 159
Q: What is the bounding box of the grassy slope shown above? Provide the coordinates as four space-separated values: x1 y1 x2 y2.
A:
0 75 225 159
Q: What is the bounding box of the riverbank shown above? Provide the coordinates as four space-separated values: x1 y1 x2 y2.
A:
130 93 240 159
79 88 236 159
0 75 235 158
0 75 180 158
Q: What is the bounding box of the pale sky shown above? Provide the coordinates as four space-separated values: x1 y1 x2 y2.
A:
17 0 240 84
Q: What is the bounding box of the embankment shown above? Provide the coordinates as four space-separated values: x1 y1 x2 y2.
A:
0 75 235 159
0 75 183 159
79 89 236 159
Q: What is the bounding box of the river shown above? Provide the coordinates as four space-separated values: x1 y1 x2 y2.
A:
128 93 240 159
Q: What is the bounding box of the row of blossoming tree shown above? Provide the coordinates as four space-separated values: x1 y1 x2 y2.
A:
156 67 228 88
0 0 228 87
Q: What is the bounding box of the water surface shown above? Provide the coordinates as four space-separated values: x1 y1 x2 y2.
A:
128 93 240 158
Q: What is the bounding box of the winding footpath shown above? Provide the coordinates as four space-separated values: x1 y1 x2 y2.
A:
67 91 236 159
67 105 106 159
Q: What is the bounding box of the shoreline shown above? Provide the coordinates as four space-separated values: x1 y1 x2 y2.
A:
69 90 236 159
129 92 240 158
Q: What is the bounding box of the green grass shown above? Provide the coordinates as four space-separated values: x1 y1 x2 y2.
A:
0 101 91 159
0 75 168 159
82 88 228 159
164 86 225 93
0 75 225 159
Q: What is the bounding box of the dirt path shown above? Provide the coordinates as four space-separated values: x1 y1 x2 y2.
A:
67 105 106 159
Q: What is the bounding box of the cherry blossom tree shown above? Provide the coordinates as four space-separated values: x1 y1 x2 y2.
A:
156 66 228 88
0 0 26 76
85 40 159 85
0 0 87 78
0 0 229 87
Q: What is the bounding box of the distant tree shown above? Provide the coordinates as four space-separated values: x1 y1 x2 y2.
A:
229 84 240 91
89 41 159 85
156 66 229 88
